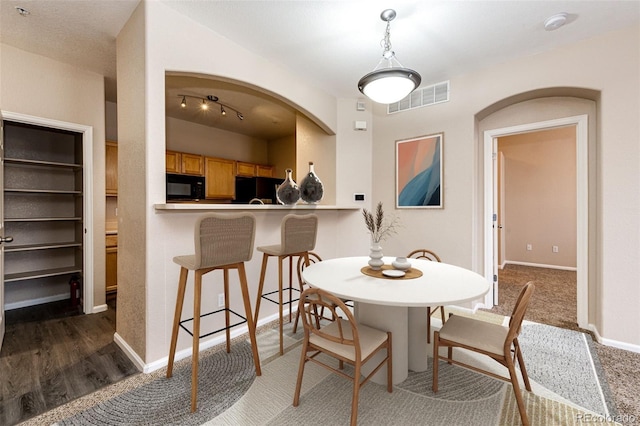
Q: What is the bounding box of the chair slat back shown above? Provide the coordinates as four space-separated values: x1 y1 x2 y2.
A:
281 214 318 254
194 213 256 269
505 281 535 347
300 288 358 347
407 249 441 262
297 252 322 290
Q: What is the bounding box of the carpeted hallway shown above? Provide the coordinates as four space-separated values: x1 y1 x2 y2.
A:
481 264 640 425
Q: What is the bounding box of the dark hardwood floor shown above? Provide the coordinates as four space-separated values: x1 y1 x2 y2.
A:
0 295 138 425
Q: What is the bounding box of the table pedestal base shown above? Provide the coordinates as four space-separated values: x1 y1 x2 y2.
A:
356 304 430 385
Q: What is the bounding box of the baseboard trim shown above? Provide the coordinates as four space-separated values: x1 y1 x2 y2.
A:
5 293 69 310
92 304 108 314
504 260 577 271
587 324 640 354
115 310 289 374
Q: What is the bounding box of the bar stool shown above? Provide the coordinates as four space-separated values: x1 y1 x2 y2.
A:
166 213 261 412
253 213 318 355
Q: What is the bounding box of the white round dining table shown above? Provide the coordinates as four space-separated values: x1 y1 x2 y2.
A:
302 256 490 384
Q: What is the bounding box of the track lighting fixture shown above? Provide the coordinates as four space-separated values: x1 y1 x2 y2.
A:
177 94 244 121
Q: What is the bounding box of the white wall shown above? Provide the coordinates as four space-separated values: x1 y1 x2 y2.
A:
0 43 107 311
116 1 366 364
371 25 640 347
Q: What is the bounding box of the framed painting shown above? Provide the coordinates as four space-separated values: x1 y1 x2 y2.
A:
396 133 443 209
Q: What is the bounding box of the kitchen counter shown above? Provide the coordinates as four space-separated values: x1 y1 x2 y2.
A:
154 203 360 211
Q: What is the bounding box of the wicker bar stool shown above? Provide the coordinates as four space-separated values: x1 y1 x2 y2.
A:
253 213 318 355
167 213 261 412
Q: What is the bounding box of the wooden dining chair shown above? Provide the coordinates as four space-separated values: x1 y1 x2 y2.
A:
293 288 392 426
407 249 443 343
292 252 353 333
432 281 535 426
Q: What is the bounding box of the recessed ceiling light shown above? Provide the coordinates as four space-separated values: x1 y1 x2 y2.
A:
15 6 30 17
544 13 568 31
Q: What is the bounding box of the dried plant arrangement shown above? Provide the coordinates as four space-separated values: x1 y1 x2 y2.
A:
362 201 400 243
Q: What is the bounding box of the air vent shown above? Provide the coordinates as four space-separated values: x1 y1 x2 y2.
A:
387 80 450 114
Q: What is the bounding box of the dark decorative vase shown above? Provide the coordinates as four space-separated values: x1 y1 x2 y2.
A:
276 168 301 205
299 161 324 204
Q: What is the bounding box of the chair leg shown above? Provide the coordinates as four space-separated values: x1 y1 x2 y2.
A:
432 331 440 392
278 256 284 355
223 269 231 353
386 332 393 393
506 357 530 426
288 255 293 323
191 270 203 412
427 307 432 343
253 253 269 326
292 338 309 407
238 263 262 376
351 363 361 426
514 338 531 391
167 267 188 378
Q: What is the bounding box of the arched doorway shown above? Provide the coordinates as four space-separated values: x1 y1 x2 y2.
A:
476 92 598 330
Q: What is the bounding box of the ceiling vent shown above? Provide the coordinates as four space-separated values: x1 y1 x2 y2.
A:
387 80 450 114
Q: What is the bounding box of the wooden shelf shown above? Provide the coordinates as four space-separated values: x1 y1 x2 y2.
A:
4 217 82 222
4 157 82 169
5 188 82 195
4 242 82 253
5 266 83 283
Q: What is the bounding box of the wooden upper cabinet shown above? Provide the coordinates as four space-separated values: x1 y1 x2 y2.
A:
236 162 256 177
256 165 274 177
205 157 236 199
237 161 274 178
181 153 204 175
166 150 181 174
106 141 118 195
166 150 204 175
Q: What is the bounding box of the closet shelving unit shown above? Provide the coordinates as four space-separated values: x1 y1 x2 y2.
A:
3 121 84 308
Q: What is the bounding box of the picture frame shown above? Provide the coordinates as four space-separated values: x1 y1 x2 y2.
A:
396 133 443 209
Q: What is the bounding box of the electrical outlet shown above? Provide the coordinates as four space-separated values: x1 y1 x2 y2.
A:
526 244 532 251
218 293 224 307
552 245 559 253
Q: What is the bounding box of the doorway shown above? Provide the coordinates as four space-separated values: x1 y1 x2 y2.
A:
483 114 589 329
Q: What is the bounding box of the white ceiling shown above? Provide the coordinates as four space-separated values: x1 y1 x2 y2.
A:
2 0 639 139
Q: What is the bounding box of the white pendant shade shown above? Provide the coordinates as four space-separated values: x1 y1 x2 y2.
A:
359 68 420 104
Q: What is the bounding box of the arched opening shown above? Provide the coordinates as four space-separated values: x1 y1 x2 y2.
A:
475 89 599 331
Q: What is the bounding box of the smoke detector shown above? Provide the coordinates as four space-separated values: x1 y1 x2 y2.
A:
544 13 568 31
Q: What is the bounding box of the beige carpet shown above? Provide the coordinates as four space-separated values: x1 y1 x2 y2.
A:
481 264 640 426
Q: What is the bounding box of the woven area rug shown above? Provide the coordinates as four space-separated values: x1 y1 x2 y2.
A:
26 314 620 425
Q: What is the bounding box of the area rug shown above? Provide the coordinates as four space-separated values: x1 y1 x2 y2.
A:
26 317 620 425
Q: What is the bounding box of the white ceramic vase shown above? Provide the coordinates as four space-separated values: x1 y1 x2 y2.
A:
368 241 384 270
392 256 411 271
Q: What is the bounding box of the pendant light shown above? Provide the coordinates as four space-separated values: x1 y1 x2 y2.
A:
358 9 421 104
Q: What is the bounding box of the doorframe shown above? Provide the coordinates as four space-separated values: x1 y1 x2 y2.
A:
1 111 95 315
483 114 588 328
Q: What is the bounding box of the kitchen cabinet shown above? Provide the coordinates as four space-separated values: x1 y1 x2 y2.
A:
256 165 274 177
205 156 236 199
166 150 204 176
105 234 118 293
106 141 118 195
237 161 274 178
236 161 256 177
3 120 84 309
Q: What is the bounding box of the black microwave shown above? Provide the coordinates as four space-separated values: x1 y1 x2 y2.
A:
166 173 205 201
